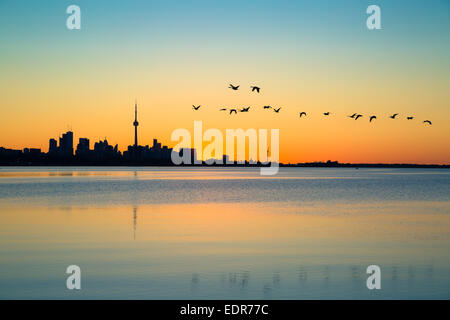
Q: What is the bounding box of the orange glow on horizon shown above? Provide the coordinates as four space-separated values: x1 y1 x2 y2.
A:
1 59 449 164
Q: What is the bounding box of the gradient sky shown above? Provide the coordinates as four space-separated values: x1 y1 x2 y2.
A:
0 0 449 163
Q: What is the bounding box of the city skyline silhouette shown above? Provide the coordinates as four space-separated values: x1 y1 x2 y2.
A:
0 99 448 167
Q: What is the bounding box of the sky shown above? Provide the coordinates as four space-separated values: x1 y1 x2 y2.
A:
0 0 449 164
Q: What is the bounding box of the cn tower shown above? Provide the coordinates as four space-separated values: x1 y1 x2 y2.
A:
133 100 139 147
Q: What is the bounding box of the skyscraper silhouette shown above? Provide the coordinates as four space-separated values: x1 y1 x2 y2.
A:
133 101 139 147
59 131 73 156
76 138 90 156
49 138 57 153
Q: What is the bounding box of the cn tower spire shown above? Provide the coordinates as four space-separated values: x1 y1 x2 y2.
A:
133 100 139 147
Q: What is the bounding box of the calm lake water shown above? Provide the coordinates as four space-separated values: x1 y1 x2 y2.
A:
0 167 449 299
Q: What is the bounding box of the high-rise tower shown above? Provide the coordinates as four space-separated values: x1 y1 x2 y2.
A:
59 131 73 156
133 101 139 147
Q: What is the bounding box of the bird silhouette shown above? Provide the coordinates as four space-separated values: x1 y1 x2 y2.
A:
370 116 377 122
251 86 260 93
355 114 363 120
348 113 357 118
390 113 398 119
274 107 281 113
240 107 251 112
407 116 414 120
323 112 330 116
229 109 237 114
263 105 272 109
423 120 432 125
192 105 201 110
229 84 239 90
219 108 227 111
299 112 307 117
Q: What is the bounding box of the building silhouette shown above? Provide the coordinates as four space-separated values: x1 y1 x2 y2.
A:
123 138 172 164
178 148 198 164
0 101 241 166
59 131 73 157
133 101 139 147
23 148 41 156
123 102 173 164
46 131 73 159
76 138 90 156
49 139 57 154
73 136 121 163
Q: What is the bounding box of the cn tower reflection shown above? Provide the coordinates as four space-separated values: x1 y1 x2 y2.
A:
133 206 137 240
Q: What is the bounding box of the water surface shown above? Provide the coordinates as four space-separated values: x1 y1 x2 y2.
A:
0 167 449 299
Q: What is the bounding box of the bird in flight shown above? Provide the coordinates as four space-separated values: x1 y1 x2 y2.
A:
299 112 307 118
348 113 357 118
251 86 260 93
407 116 414 120
423 120 432 125
240 107 251 112
355 114 363 120
263 105 272 109
323 112 330 116
229 84 239 90
274 107 281 113
219 108 227 111
390 113 398 119
229 109 237 114
370 116 377 122
192 105 201 110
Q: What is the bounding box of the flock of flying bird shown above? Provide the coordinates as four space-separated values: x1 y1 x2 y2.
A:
192 84 433 125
